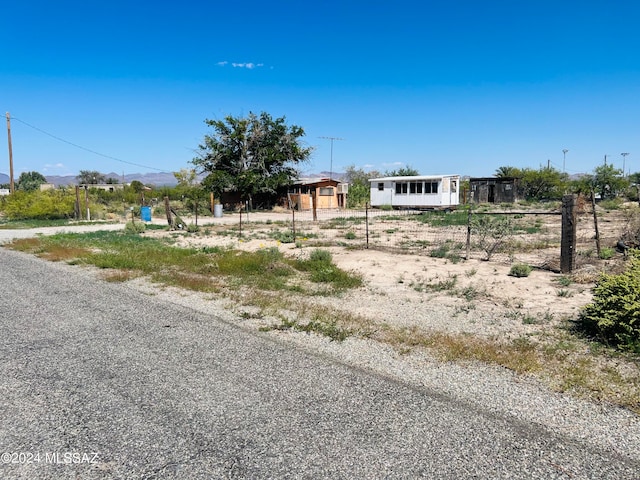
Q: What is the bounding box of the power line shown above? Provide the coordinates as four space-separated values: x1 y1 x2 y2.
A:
10 116 171 172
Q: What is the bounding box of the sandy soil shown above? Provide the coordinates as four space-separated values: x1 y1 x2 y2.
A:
144 211 604 341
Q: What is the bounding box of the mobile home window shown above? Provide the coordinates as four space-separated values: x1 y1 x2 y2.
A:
424 181 438 194
378 182 384 191
395 182 408 194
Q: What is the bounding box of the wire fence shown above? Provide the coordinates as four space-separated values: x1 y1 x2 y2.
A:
218 201 614 270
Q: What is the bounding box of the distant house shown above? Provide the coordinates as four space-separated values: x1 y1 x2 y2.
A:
78 183 124 192
369 174 460 209
468 177 520 204
288 178 346 210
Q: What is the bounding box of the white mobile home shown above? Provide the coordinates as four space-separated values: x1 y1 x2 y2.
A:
369 174 460 209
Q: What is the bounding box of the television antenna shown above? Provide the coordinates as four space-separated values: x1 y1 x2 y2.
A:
318 136 344 181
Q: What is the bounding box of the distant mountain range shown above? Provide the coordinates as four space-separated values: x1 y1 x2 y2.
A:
0 171 344 188
0 170 591 188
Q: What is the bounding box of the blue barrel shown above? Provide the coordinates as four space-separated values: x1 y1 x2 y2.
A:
140 206 152 222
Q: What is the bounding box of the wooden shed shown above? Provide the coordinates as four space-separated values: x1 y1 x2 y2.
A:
288 178 345 210
468 177 520 204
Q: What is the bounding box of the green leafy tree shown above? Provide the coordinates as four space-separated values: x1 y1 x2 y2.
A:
129 180 145 193
173 168 198 189
174 168 206 214
344 165 381 208
519 166 568 201
76 170 106 184
592 164 628 199
495 166 522 178
569 175 595 195
384 166 419 177
192 112 312 208
16 171 47 192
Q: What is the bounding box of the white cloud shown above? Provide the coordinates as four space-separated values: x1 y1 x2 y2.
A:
217 61 266 69
43 163 66 171
231 62 264 69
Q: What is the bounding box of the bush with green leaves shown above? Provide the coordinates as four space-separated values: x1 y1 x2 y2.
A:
470 214 513 260
599 247 615 260
509 263 532 277
580 252 640 352
1 189 76 220
124 221 146 234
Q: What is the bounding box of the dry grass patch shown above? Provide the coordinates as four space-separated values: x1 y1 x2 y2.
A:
102 270 143 283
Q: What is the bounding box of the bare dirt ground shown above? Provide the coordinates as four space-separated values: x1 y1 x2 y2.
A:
144 209 607 341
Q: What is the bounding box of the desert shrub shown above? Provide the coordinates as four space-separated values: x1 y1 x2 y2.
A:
579 252 640 352
1 190 76 220
309 248 332 263
599 247 615 260
270 229 295 243
124 221 146 234
470 214 513 260
599 197 623 211
344 231 356 240
509 263 532 277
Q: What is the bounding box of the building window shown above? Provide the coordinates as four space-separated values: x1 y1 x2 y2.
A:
424 181 438 194
395 182 408 194
378 182 384 191
451 181 457 193
319 187 334 196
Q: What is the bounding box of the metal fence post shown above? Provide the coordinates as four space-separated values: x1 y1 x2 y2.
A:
292 207 296 242
466 208 472 260
365 203 370 249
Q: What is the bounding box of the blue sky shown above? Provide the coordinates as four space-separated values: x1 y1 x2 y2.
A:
2 0 640 179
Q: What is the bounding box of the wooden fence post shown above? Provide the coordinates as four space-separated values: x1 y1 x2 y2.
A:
590 191 601 258
561 194 577 273
164 196 172 227
74 185 81 220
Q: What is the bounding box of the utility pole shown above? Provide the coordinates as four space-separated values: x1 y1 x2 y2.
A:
6 112 15 193
604 154 608 166
621 152 630 176
562 149 568 172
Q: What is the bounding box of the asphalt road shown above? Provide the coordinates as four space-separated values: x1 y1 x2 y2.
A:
0 247 638 479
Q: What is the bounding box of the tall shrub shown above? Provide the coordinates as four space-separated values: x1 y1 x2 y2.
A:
1 190 76 220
